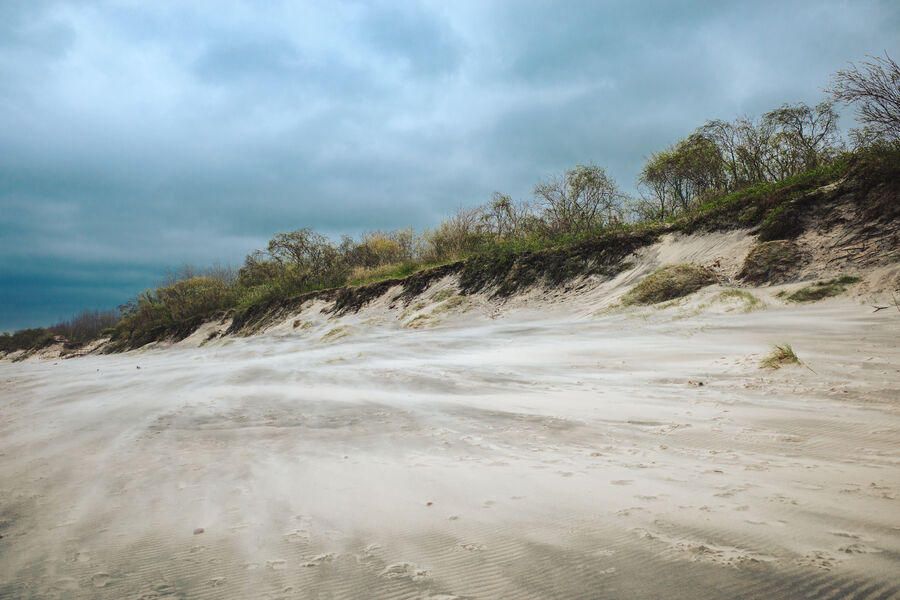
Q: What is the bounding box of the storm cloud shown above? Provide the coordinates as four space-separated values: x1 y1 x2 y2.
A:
1 0 897 330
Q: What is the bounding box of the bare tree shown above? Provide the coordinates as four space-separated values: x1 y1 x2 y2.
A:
828 52 900 143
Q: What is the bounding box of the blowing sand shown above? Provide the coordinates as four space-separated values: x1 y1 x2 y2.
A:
1 296 899 599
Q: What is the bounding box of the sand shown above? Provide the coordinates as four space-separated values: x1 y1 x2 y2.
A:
1 289 899 599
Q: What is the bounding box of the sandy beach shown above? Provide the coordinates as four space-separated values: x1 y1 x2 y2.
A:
1 294 899 599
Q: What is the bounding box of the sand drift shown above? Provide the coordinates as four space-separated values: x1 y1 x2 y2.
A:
1 303 899 599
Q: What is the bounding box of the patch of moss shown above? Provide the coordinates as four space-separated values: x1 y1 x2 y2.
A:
622 264 718 305
738 240 804 285
786 275 861 302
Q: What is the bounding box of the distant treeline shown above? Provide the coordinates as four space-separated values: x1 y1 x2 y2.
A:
3 53 898 354
0 309 120 353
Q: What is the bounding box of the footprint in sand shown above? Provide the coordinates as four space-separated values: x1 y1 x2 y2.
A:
208 577 226 587
838 543 881 554
797 551 837 570
454 542 486 552
611 480 633 486
134 582 177 599
91 572 111 588
54 578 80 591
829 531 872 541
302 553 335 567
283 529 310 543
266 559 287 570
380 562 429 581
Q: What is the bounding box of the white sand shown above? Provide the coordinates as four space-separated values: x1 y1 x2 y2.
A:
1 291 899 599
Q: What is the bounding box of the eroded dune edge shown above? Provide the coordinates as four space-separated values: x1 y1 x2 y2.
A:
2 203 900 599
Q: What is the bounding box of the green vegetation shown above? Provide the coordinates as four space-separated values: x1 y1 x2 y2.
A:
738 241 804 284
0 309 120 355
761 344 802 369
320 326 351 343
785 275 862 303
432 295 468 314
712 289 764 312
622 264 718 306
5 57 900 355
430 289 454 302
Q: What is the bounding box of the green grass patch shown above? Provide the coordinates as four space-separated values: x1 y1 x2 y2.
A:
622 264 718 305
785 275 861 302
713 289 764 312
761 344 801 369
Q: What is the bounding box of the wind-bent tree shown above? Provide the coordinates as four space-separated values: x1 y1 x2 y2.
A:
481 192 524 238
828 53 900 143
535 164 624 234
762 102 842 178
638 134 725 217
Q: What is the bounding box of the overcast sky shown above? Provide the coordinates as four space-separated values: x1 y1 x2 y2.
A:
1 0 897 331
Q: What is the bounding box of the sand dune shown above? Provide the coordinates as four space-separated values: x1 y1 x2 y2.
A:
1 292 899 599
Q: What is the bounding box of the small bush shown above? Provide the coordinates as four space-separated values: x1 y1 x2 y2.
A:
0 328 56 353
623 264 717 305
738 240 804 284
786 275 861 302
761 344 801 369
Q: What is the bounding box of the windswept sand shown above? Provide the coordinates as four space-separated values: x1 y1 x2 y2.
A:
2 294 900 598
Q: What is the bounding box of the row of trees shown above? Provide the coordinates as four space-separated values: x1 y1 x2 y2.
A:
636 52 899 219
636 101 842 219
237 163 627 291
0 308 120 353
8 53 897 349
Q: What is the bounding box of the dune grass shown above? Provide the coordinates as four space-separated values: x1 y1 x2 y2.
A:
623 264 718 306
761 344 802 369
785 275 861 302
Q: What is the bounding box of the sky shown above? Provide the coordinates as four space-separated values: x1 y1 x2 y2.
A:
1 0 898 332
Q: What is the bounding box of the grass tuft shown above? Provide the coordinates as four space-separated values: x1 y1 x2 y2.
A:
320 325 351 342
785 275 861 302
623 264 717 305
761 344 801 369
713 289 764 312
